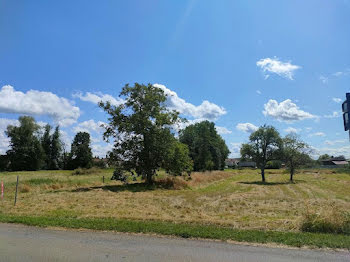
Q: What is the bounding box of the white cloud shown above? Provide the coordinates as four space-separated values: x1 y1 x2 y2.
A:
309 132 326 137
324 111 341 118
73 91 124 107
256 57 301 80
216 126 232 135
324 139 346 145
154 84 226 121
332 98 342 103
284 127 301 133
73 119 106 134
236 123 258 133
256 90 262 95
263 99 315 122
0 85 80 126
320 75 328 84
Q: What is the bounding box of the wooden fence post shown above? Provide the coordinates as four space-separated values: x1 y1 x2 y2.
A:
14 176 19 206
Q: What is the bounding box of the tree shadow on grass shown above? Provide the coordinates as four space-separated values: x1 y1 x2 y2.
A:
238 180 306 186
71 179 180 193
71 182 158 193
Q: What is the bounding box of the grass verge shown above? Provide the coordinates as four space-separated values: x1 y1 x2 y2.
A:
0 214 349 249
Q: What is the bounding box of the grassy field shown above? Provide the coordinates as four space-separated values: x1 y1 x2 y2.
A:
0 168 349 247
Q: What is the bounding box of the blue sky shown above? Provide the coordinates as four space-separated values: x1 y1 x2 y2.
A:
1 0 350 158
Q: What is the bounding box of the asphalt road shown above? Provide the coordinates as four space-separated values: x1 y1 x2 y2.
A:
0 223 349 262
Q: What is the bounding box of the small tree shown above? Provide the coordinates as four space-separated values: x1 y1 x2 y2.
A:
240 125 282 182
283 133 312 182
69 132 93 169
99 83 192 184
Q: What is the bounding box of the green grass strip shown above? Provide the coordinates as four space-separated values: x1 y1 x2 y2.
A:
0 214 349 249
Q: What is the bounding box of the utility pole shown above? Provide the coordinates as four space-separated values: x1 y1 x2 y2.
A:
342 93 350 140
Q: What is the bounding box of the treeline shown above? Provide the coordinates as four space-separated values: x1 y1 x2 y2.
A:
0 116 94 171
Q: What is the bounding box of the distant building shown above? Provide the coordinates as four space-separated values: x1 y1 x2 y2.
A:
320 157 349 168
225 158 240 168
225 158 257 168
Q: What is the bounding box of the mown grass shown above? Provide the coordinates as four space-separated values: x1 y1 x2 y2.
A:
0 168 350 248
0 213 349 249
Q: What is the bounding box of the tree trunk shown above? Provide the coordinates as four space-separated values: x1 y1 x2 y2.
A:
146 173 153 185
261 168 265 182
290 167 294 182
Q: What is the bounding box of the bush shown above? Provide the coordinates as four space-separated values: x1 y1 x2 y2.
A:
301 207 350 235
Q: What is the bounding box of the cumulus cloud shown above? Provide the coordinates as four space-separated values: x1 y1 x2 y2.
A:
284 127 300 133
236 123 258 133
309 132 326 137
324 111 341 118
256 57 301 80
73 119 106 134
215 126 232 135
263 99 315 122
73 92 124 106
153 84 226 121
0 85 80 126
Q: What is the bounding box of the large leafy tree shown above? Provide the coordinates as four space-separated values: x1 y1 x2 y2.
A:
6 116 44 171
240 125 282 182
68 132 93 169
283 133 312 182
179 121 230 171
99 83 191 184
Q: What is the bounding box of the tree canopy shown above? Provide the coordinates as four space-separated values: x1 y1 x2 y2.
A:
179 121 230 171
99 83 192 184
68 132 93 169
6 116 44 171
240 125 282 182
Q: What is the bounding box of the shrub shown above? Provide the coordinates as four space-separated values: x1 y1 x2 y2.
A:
301 206 350 235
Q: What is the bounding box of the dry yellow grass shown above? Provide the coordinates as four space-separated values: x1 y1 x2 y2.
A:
0 168 349 232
